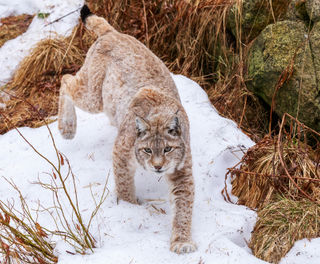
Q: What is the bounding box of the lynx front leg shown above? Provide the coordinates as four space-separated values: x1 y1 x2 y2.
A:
113 136 137 204
58 74 77 139
168 164 196 254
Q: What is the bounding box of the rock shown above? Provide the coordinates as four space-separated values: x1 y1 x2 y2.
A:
227 0 290 43
246 20 320 132
285 0 310 22
309 21 320 91
306 0 320 21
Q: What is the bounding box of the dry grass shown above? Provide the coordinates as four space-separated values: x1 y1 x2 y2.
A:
250 196 320 263
1 79 60 134
87 0 231 83
0 14 34 48
225 114 320 209
208 68 270 141
207 0 272 141
223 114 320 263
229 135 320 209
216 2 320 261
69 23 97 53
0 181 58 264
10 36 84 92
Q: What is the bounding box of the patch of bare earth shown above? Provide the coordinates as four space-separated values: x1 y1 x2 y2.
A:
0 14 34 48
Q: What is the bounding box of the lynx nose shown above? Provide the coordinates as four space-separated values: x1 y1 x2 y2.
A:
154 165 162 172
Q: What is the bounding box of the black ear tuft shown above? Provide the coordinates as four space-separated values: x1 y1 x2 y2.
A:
80 4 92 23
167 116 181 136
135 117 149 138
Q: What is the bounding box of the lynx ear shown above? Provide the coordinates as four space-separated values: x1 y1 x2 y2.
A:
135 116 149 137
167 116 181 136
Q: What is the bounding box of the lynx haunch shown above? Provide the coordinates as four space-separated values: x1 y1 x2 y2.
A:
58 5 196 254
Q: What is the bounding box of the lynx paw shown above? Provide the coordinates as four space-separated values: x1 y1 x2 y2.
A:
117 195 139 205
58 118 76 139
170 241 197 254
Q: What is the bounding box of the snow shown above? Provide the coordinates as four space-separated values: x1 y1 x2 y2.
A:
0 0 43 19
281 238 320 264
0 1 319 263
0 74 261 264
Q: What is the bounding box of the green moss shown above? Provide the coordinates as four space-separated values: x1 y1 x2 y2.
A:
246 21 320 132
37 12 50 19
306 0 320 22
227 0 290 43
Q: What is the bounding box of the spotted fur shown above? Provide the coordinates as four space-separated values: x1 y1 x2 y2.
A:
58 5 196 254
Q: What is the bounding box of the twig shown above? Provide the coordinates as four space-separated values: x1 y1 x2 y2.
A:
268 50 296 136
228 168 320 183
0 178 58 263
277 114 317 203
45 8 81 27
221 160 242 203
284 113 320 138
142 0 149 48
1 91 110 256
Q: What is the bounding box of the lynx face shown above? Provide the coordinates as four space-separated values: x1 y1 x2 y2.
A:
134 116 186 174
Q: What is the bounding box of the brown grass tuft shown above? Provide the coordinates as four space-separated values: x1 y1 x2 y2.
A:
0 14 34 48
225 113 320 209
10 36 84 92
1 78 60 134
208 67 270 141
230 135 319 209
250 196 320 263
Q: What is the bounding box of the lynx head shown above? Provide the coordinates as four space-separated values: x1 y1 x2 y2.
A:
134 115 186 174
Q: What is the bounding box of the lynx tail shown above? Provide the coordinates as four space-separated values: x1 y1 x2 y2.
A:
80 4 92 23
80 4 114 36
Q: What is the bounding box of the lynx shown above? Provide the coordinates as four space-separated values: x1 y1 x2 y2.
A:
58 5 196 254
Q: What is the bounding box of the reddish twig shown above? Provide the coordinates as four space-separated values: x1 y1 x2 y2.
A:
277 114 317 203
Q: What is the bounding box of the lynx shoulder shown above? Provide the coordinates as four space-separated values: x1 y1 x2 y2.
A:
58 5 196 254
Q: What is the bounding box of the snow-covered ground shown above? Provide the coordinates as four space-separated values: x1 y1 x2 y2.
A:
1 1 320 263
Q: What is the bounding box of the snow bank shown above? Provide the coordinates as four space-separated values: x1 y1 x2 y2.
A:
0 73 265 263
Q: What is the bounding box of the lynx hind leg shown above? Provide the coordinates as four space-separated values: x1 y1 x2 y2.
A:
168 165 197 254
58 74 77 139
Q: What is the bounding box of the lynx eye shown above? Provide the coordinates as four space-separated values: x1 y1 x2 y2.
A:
143 148 152 154
164 146 172 153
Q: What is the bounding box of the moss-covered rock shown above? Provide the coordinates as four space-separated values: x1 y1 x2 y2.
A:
306 0 320 21
285 0 310 22
310 21 320 65
227 0 290 43
246 20 320 132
